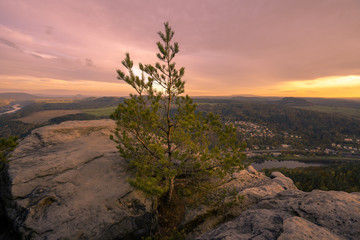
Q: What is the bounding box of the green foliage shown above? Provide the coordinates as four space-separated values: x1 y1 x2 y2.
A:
0 136 18 167
111 23 246 203
48 113 99 123
209 187 243 213
263 163 360 192
0 120 35 138
82 106 117 117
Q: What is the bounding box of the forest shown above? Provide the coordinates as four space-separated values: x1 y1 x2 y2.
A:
263 163 360 192
196 101 360 147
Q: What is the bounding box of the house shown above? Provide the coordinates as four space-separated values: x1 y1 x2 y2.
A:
246 152 260 158
272 152 281 157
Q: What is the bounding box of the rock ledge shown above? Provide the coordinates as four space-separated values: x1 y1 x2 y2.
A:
3 120 152 240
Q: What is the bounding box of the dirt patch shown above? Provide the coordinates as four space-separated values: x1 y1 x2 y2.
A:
17 110 82 124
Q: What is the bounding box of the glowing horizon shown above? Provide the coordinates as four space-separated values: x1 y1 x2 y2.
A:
1 74 359 99
1 1 360 98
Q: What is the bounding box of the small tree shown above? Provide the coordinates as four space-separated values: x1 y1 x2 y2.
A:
111 23 246 207
0 136 18 170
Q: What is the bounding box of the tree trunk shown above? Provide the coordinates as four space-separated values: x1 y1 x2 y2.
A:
167 176 175 204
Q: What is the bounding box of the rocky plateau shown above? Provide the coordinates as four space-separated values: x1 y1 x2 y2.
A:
0 119 359 239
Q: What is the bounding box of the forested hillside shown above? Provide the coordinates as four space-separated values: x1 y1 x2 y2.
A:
197 101 360 146
263 163 360 192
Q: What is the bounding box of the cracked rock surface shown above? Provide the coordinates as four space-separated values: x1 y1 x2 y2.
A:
4 120 152 240
197 190 360 240
183 167 298 239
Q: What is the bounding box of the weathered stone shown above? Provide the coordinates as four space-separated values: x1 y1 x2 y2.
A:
184 169 298 239
3 120 152 240
196 209 286 240
197 190 360 240
278 217 344 240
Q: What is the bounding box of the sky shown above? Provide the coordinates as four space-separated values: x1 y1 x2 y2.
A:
1 0 360 98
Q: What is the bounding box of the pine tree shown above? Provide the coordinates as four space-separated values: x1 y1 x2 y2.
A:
0 136 18 170
110 22 246 207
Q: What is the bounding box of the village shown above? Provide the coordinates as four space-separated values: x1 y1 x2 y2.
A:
230 120 360 159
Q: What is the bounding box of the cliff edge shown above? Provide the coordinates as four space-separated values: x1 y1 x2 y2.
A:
1 120 359 239
2 120 152 239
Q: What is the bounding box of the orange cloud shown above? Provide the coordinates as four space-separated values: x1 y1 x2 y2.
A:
272 75 360 98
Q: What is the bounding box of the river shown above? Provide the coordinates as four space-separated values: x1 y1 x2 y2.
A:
252 160 331 171
0 104 22 116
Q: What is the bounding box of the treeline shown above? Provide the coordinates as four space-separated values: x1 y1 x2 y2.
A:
197 102 360 146
0 120 36 138
48 113 100 124
0 114 103 138
305 98 360 109
263 163 360 192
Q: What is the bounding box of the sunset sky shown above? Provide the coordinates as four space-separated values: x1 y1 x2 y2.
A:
1 0 360 98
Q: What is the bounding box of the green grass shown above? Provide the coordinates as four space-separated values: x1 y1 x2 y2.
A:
0 99 11 106
278 156 360 162
296 105 360 118
82 106 117 117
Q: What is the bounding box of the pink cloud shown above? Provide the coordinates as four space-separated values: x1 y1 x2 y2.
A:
0 0 360 96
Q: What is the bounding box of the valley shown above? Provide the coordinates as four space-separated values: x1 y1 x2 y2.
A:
2 94 360 171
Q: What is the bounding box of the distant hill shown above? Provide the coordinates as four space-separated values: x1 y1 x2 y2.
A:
0 92 40 101
277 97 312 106
5 97 125 119
305 98 360 109
0 96 125 138
66 97 125 109
232 96 283 102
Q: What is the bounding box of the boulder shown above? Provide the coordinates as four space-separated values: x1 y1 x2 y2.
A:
278 217 344 240
184 168 298 239
197 190 360 240
2 120 152 240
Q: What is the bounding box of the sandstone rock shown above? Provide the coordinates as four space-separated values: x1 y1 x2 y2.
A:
2 120 153 240
184 168 298 239
278 217 344 240
3 119 360 240
197 190 360 240
196 209 286 240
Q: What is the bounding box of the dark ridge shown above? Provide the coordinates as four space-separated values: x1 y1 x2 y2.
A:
276 97 312 106
305 98 360 109
48 113 101 124
0 93 40 101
